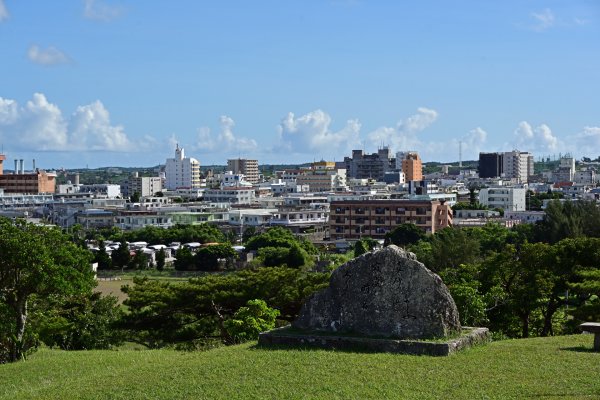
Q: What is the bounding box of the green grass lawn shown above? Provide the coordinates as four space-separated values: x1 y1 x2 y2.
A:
0 334 598 399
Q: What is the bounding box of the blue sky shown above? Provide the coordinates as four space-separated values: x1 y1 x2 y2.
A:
0 1 599 169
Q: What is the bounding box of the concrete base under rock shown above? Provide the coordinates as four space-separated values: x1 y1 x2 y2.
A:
258 326 490 356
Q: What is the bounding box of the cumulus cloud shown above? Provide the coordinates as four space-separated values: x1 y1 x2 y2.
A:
83 0 123 22
531 8 555 31
194 116 258 153
28 45 70 66
512 121 560 153
458 127 488 159
567 127 600 157
0 0 8 22
68 101 131 150
0 93 134 152
277 109 361 154
368 107 438 151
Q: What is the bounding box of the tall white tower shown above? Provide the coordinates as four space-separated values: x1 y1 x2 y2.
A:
165 145 201 190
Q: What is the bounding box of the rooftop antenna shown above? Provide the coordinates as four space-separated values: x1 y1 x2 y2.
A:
459 140 463 168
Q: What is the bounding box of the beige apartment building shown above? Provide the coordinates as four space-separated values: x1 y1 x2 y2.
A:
227 158 259 184
329 199 452 240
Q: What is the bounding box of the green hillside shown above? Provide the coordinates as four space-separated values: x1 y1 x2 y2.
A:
0 335 598 399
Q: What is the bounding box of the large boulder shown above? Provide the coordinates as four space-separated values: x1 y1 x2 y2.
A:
293 245 461 339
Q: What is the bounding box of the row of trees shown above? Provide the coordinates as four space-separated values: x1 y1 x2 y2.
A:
384 200 600 338
1 219 328 362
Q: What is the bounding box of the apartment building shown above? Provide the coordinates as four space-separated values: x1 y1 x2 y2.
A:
165 145 201 190
227 158 259 184
123 172 163 197
478 187 526 211
400 151 423 181
478 151 533 183
479 152 504 178
0 170 56 194
295 168 347 192
341 147 396 181
329 199 452 240
503 150 534 183
203 187 256 205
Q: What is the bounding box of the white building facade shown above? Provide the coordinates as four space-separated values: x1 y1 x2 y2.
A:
502 151 534 183
165 145 201 190
478 187 527 211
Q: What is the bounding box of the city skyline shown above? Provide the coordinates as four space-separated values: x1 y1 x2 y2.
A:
0 1 599 169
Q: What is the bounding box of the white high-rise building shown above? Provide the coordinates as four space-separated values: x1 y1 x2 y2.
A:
165 145 201 190
502 150 534 183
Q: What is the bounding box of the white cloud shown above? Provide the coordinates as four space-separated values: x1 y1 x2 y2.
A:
531 8 555 32
0 0 8 22
194 116 258 154
368 107 438 151
457 127 488 160
83 0 123 22
277 109 361 155
567 127 600 158
0 93 134 152
195 127 215 151
28 45 70 66
512 121 559 153
68 101 132 151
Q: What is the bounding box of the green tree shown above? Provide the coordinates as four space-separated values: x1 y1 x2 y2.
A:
257 243 311 269
156 248 166 271
448 283 487 327
111 239 131 269
452 201 488 211
246 226 316 254
121 267 329 347
242 226 257 244
353 239 370 257
223 299 279 344
130 191 141 203
129 250 148 270
384 224 425 247
195 244 238 271
35 292 123 350
569 269 600 324
0 218 95 362
94 240 113 270
428 227 480 272
174 246 195 271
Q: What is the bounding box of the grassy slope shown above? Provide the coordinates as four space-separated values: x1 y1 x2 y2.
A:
0 335 598 400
